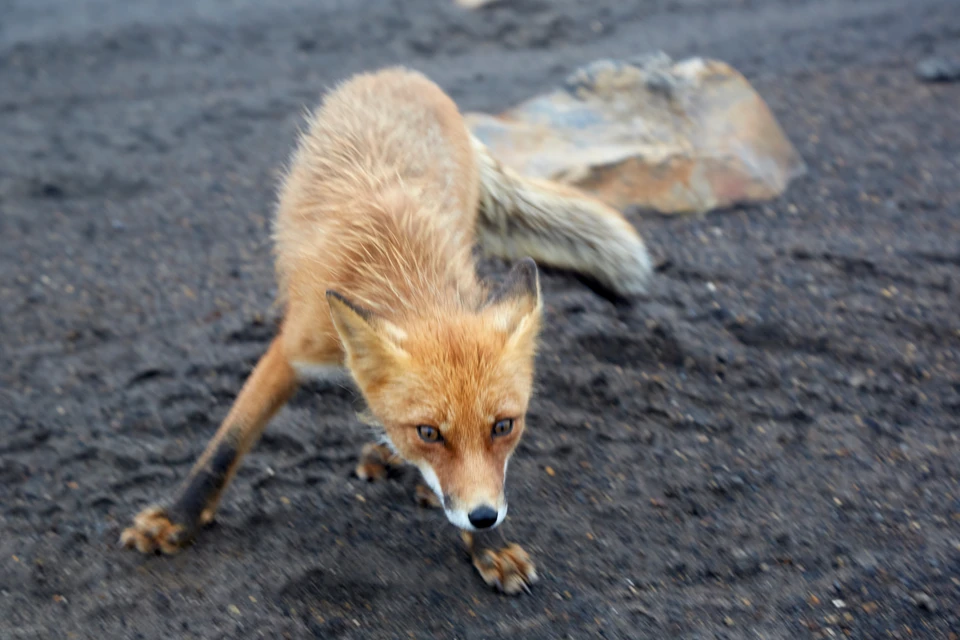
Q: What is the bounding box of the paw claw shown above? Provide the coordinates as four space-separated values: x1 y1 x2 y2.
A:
355 443 400 482
120 505 191 555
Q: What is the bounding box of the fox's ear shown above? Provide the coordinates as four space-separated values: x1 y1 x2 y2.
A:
326 291 408 383
486 258 542 335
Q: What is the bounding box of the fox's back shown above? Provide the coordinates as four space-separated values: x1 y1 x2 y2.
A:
273 68 483 349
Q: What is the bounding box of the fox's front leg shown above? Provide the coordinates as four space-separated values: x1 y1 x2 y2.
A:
121 338 297 554
462 530 538 595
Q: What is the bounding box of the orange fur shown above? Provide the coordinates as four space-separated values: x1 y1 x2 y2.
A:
273 69 542 528
122 67 651 594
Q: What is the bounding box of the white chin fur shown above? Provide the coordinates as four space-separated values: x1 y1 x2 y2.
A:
444 508 476 531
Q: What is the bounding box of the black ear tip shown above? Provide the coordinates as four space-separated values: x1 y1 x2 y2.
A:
487 258 541 306
517 257 540 291
517 257 538 275
505 257 539 298
325 290 372 320
515 257 539 282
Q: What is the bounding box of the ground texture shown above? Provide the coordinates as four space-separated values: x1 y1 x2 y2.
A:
2 0 960 638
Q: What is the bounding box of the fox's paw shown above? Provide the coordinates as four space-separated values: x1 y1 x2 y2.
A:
463 533 538 595
355 442 401 481
415 483 443 509
474 544 538 595
120 505 194 555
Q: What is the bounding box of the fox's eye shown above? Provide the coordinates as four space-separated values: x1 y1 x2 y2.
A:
417 425 442 443
492 418 514 438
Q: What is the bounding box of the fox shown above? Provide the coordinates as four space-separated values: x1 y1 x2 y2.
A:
120 67 653 594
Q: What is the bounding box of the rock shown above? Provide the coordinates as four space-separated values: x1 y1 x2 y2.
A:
731 548 762 577
911 591 937 613
915 56 960 83
455 0 500 8
852 550 880 576
466 54 805 214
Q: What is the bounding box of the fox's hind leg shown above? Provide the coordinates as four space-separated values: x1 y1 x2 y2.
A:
462 531 539 596
121 337 297 554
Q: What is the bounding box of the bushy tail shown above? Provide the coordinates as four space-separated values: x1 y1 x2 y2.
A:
472 136 653 297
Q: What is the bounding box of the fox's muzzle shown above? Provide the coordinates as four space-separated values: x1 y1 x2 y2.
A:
467 506 498 529
444 501 507 532
417 461 508 531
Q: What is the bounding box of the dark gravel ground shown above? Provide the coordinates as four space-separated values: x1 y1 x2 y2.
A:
2 0 960 638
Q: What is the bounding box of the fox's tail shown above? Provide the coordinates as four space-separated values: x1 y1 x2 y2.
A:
472 136 653 297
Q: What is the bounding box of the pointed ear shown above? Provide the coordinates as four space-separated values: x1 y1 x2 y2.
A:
485 258 542 335
326 291 408 384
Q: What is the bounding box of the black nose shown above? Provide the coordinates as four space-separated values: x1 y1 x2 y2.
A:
468 506 498 529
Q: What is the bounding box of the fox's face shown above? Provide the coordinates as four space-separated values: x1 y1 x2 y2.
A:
327 259 542 531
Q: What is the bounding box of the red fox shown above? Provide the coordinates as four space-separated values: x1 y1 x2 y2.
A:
121 67 653 594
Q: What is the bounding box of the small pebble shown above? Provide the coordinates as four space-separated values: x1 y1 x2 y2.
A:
915 56 960 83
911 592 937 613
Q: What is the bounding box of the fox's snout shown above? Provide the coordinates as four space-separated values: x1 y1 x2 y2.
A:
467 506 499 529
443 499 508 532
444 500 507 532
418 463 508 531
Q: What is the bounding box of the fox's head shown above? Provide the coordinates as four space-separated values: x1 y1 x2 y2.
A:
326 259 541 531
